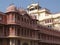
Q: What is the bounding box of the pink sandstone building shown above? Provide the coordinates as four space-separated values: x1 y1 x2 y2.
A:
0 4 60 45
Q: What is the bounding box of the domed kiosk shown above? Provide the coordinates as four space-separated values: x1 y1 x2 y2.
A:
6 4 17 13
5 4 18 24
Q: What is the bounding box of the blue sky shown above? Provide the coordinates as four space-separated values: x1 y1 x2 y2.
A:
0 0 60 13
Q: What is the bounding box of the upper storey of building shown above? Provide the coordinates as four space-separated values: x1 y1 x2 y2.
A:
0 4 38 30
27 3 60 18
27 3 60 22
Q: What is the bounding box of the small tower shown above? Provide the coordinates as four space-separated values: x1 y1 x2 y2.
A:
6 4 17 24
6 4 17 12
